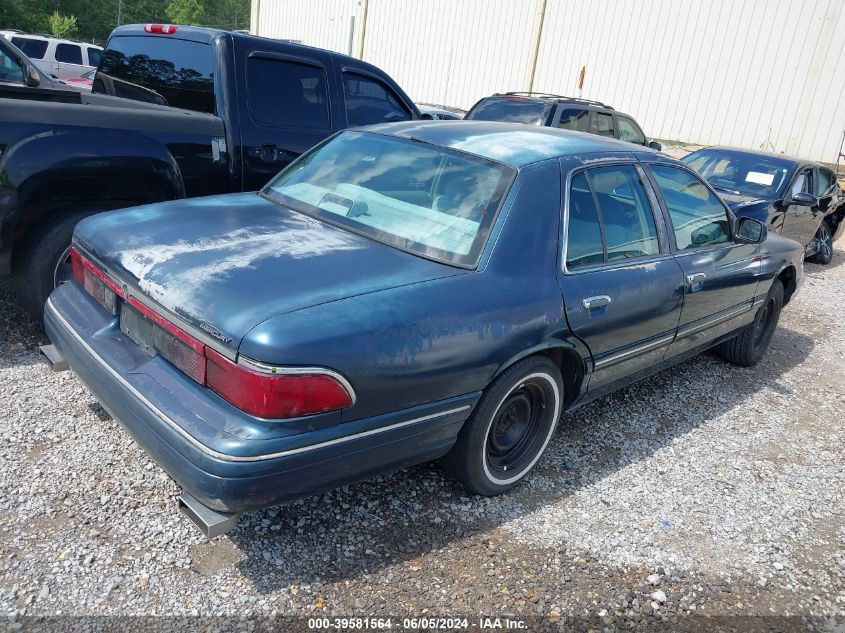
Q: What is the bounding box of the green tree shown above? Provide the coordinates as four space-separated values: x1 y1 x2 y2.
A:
48 11 79 39
165 0 205 25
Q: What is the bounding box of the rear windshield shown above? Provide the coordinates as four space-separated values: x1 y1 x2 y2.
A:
11 37 48 59
263 131 515 268
466 97 552 125
93 35 215 114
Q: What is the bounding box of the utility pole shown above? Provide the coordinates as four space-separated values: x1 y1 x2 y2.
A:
356 0 369 60
117 0 123 26
526 0 548 93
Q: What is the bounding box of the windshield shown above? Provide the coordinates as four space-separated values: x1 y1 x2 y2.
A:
682 149 795 198
93 36 215 113
263 131 515 267
467 97 552 125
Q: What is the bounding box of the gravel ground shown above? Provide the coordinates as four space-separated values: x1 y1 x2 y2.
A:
1 244 844 630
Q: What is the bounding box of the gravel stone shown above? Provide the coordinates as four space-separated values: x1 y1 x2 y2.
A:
1 217 843 625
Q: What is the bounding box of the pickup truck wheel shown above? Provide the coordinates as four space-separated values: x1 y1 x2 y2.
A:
718 279 784 367
808 222 833 265
12 211 96 319
441 356 562 496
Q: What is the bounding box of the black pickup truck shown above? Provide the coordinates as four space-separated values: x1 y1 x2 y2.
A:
0 24 421 316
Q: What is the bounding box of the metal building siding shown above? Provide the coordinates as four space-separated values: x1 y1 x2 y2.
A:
252 0 845 162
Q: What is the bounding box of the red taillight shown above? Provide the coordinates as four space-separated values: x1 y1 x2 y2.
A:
144 24 178 34
206 348 354 419
69 248 354 418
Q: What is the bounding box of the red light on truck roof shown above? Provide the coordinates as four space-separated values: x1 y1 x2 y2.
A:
144 24 178 34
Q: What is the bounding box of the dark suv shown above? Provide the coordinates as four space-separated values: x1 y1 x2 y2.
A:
466 92 662 151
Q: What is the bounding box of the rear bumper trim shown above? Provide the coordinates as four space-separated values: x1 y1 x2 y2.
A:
46 297 470 463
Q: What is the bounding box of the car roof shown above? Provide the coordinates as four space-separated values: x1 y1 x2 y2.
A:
689 146 810 167
480 92 615 111
0 30 101 48
363 120 651 167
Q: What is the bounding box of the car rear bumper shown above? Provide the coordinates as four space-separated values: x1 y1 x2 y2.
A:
45 282 477 513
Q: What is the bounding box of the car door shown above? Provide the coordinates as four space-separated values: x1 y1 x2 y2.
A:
647 164 761 357
235 39 336 192
780 166 822 248
557 161 685 389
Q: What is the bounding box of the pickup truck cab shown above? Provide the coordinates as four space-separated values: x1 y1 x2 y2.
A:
0 24 420 316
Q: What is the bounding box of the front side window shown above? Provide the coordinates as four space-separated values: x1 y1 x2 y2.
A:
11 37 47 59
791 169 812 197
247 57 329 129
651 165 730 250
343 73 411 126
94 36 215 114
56 43 82 65
816 168 835 196
263 131 514 267
591 112 614 137
0 43 24 83
467 97 553 125
557 108 589 132
617 116 646 145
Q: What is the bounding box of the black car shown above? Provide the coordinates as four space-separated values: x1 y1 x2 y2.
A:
465 92 662 151
682 147 845 264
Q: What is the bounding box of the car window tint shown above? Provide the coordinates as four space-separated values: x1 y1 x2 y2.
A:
11 37 47 59
467 98 552 125
591 112 614 137
94 36 215 114
651 165 730 250
558 108 589 132
343 73 411 126
56 43 83 65
566 172 604 269
617 116 646 144
87 47 102 67
0 44 24 83
815 168 835 196
247 57 330 129
587 165 659 260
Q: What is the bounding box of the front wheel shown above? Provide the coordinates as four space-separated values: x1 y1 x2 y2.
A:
808 222 833 265
718 279 784 367
441 356 563 496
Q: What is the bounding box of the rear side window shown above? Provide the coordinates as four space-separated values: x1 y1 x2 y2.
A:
617 116 646 145
591 112 614 137
566 172 604 269
467 98 552 125
87 47 102 67
247 57 330 129
651 165 730 250
94 36 215 114
11 37 47 59
56 43 82 65
566 165 660 269
557 108 589 132
343 73 411 126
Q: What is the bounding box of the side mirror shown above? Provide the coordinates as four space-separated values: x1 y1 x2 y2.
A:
419 112 434 120
735 216 767 244
648 140 662 151
23 64 40 87
787 191 818 207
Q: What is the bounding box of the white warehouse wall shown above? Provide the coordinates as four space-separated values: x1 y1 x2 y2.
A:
251 0 845 162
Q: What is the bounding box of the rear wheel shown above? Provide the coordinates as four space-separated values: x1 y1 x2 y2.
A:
808 222 833 265
12 211 98 318
718 279 784 367
441 356 563 496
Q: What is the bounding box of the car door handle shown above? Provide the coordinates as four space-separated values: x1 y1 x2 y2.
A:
686 273 707 285
582 295 612 309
